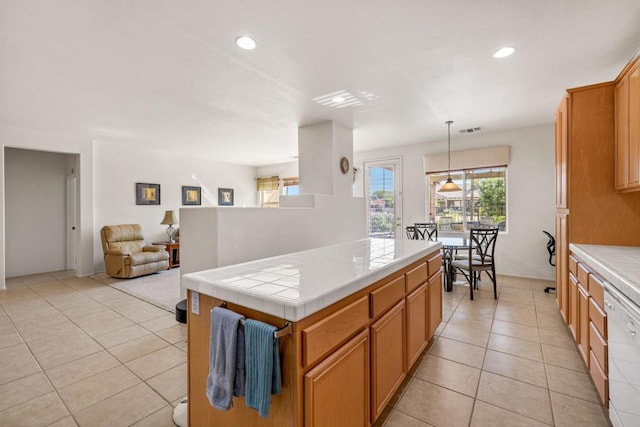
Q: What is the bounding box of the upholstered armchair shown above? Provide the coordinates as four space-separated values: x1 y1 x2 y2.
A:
100 224 169 278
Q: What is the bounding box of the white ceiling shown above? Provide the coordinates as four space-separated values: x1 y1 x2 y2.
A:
1 1 639 166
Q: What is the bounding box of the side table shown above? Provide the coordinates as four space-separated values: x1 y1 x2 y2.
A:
153 241 180 269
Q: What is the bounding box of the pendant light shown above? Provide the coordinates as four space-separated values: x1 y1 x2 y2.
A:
439 120 462 192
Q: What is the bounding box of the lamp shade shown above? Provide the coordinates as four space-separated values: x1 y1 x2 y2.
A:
161 210 178 225
439 177 462 192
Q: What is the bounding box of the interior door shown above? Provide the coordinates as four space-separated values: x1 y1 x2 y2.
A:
364 159 402 239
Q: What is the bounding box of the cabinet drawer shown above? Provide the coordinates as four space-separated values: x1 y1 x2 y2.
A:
589 321 608 372
427 254 442 278
589 350 609 407
406 263 428 293
589 297 608 339
588 274 605 309
370 276 405 318
577 263 590 287
568 255 578 278
303 296 369 367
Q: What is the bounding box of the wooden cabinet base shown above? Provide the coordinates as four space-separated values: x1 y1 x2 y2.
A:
186 252 442 427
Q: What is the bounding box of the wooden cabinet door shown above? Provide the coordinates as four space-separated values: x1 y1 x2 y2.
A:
616 75 630 189
304 329 369 427
629 63 639 188
406 282 428 367
578 284 590 365
556 213 569 322
568 274 579 339
370 300 406 423
556 95 569 208
428 272 442 338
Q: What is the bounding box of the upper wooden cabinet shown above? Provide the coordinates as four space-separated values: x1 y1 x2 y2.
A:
615 58 640 192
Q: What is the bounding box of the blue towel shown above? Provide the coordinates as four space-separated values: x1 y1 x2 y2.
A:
206 307 245 410
244 319 282 418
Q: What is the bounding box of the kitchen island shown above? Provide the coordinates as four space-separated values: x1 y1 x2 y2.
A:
182 238 443 427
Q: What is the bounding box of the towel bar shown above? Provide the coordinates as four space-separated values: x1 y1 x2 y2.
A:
217 302 292 338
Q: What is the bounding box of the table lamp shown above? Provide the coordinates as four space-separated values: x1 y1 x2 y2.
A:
161 210 178 243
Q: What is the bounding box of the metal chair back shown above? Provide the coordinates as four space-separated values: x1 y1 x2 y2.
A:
414 223 438 241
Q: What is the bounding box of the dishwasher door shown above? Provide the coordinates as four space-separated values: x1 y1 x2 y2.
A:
605 284 640 427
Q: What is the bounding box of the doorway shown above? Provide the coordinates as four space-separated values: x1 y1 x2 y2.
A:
4 148 78 277
364 158 402 239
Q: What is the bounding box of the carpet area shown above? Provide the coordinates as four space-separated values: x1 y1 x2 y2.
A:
91 268 181 313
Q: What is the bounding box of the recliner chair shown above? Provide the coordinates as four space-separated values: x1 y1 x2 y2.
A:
100 224 169 278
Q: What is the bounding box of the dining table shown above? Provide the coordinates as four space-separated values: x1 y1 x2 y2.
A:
437 236 474 292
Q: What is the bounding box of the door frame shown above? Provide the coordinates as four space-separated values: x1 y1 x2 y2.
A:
66 174 77 270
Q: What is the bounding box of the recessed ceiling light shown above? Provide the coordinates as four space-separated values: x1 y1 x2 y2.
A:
332 96 345 103
493 47 515 58
235 36 256 50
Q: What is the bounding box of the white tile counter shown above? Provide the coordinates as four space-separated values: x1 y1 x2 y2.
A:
182 238 442 321
570 244 640 307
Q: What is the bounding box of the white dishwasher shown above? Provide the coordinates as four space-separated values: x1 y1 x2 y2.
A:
604 283 640 427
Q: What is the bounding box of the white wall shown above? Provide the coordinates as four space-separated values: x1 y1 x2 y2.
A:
180 196 367 280
4 148 71 277
93 141 258 272
256 161 298 179
0 126 94 288
354 124 556 280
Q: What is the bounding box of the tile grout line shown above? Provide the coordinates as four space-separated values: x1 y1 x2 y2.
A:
2 272 186 425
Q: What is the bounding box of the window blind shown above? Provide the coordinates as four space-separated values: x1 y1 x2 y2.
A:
423 145 510 174
282 177 299 187
256 176 280 191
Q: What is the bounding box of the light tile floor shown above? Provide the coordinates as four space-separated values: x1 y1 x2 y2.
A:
0 272 611 426
0 271 185 427
379 275 611 427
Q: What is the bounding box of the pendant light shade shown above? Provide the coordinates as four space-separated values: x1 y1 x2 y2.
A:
438 120 462 192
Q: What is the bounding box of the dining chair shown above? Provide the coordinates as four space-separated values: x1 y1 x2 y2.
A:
414 223 438 241
542 230 556 293
451 227 498 300
405 226 418 240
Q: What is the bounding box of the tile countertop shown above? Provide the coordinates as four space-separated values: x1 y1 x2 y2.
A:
182 238 442 322
570 244 640 307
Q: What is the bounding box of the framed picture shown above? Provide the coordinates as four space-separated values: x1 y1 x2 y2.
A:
182 186 201 206
218 188 234 206
136 183 160 205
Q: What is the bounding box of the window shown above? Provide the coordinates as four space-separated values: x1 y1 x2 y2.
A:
427 167 507 232
257 176 280 208
283 177 299 196
257 176 300 207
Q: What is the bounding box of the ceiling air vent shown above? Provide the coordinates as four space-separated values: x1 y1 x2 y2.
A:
459 127 483 134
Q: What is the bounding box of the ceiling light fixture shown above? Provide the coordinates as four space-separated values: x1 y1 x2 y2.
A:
235 35 257 50
493 47 515 58
439 120 462 192
332 96 345 103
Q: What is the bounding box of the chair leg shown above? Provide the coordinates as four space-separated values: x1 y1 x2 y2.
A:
469 271 474 301
491 267 497 299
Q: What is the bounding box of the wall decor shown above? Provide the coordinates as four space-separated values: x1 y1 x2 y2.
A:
182 186 201 205
340 156 350 174
136 183 161 205
218 188 234 206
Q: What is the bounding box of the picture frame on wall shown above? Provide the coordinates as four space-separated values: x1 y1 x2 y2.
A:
218 188 234 206
182 186 201 206
136 183 161 205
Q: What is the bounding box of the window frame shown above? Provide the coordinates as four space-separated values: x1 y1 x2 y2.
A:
427 166 508 233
